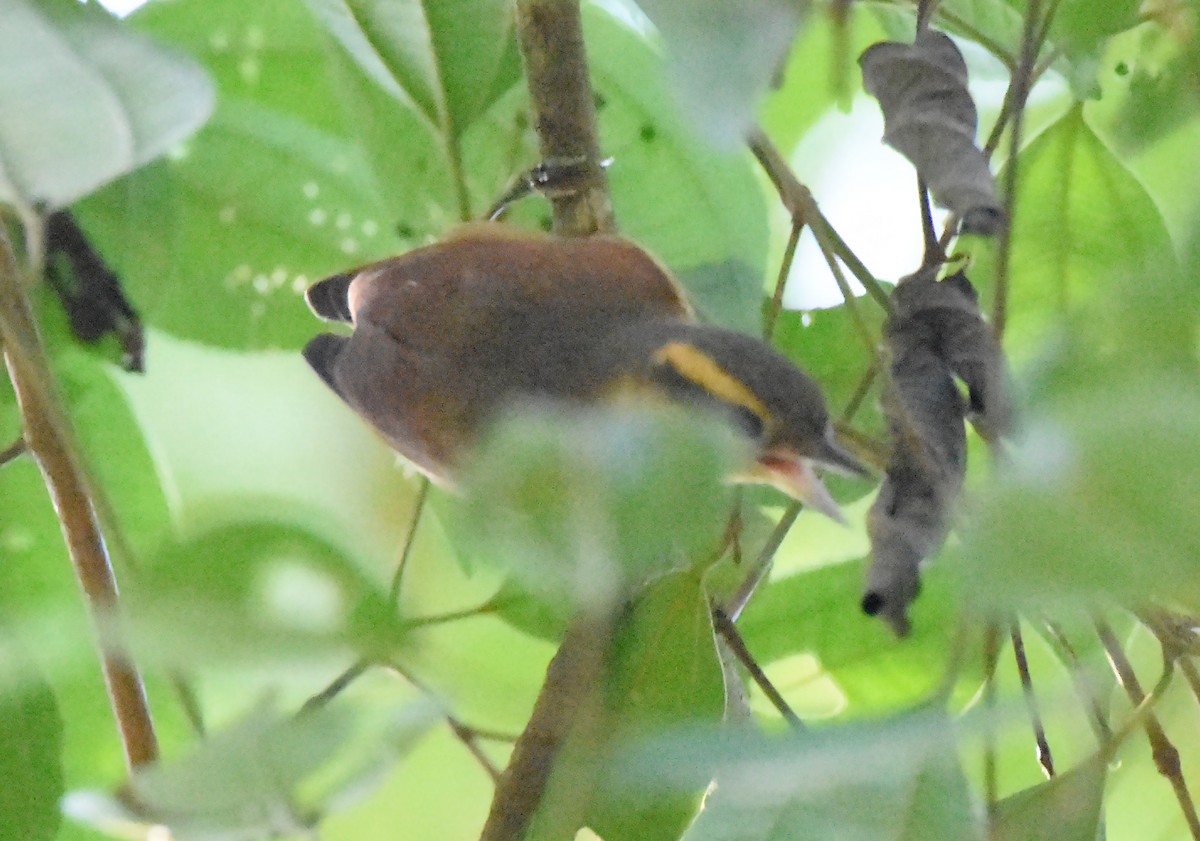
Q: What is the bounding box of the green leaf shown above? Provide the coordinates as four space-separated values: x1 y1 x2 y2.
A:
76 101 396 350
966 106 1175 352
615 710 981 841
963 375 1200 613
303 0 519 137
587 571 726 841
992 754 1105 841
634 0 805 149
586 8 771 331
126 521 406 670
0 0 213 210
65 698 435 840
459 404 742 611
0 632 64 841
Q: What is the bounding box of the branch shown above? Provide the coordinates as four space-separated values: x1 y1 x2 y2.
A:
0 224 158 769
516 0 614 235
478 609 617 841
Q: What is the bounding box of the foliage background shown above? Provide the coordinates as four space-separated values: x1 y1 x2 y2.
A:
1 0 1199 839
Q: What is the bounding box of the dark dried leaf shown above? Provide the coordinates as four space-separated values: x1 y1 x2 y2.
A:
864 269 1011 634
860 31 1003 235
44 210 145 372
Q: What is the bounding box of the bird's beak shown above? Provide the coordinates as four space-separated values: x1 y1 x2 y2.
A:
746 451 847 524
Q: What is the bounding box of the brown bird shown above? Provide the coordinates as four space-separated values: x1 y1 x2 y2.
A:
303 223 866 521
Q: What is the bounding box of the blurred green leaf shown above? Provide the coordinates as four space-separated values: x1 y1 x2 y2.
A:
992 754 1105 841
303 0 519 137
460 405 742 610
635 0 805 149
613 710 981 841
963 375 1200 613
0 631 64 841
65 698 435 841
588 571 725 840
586 7 771 332
126 521 405 670
0 0 213 211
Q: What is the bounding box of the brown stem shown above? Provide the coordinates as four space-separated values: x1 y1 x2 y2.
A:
763 220 803 342
516 0 614 235
712 607 804 729
1 434 26 466
1010 622 1055 777
1039 619 1112 743
388 477 430 605
478 610 616 841
0 225 157 769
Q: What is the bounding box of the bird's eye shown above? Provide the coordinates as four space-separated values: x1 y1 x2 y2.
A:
730 405 766 440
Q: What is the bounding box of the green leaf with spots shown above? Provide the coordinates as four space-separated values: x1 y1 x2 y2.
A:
0 0 213 211
75 102 397 350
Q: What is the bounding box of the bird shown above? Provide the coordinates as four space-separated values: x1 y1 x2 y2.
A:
302 222 868 521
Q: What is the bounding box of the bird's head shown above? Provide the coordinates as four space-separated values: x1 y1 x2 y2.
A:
600 321 870 522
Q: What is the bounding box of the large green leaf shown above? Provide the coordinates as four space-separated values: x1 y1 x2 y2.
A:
966 106 1175 353
586 571 726 841
74 0 400 350
303 0 519 138
0 0 212 210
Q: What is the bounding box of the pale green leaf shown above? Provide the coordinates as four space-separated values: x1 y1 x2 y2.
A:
0 0 212 210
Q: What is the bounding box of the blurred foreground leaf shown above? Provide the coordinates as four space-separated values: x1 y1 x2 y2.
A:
65 698 435 841
460 405 742 611
0 0 212 210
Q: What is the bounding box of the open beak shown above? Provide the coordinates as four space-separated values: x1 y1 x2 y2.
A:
743 435 870 524
752 452 848 524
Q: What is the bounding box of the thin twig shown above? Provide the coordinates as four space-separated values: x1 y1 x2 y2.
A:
388 477 430 605
982 621 1002 824
917 178 943 269
1095 617 1200 839
0 225 158 769
1010 621 1055 777
991 0 1044 338
712 607 804 729
0 434 25 467
764 220 803 342
1039 619 1112 742
724 502 801 620
302 658 370 713
748 129 893 311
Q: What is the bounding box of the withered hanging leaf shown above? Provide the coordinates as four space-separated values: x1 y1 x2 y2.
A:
864 269 1011 635
44 210 144 372
860 31 1003 235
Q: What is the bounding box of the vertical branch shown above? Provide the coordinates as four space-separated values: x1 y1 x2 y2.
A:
991 0 1043 337
0 225 158 770
516 0 614 235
